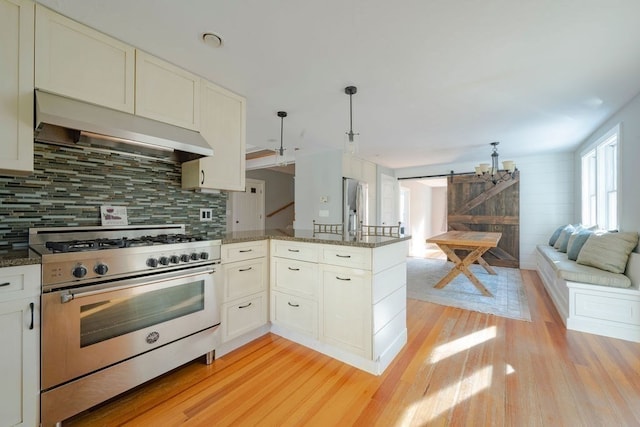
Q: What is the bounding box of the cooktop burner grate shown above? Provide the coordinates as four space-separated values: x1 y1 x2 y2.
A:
44 234 206 253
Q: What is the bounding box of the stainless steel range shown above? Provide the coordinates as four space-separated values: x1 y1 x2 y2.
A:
29 224 222 427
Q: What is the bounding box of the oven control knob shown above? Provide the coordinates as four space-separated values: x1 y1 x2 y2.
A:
180 254 190 262
94 264 109 275
159 256 170 266
200 252 209 260
147 258 158 268
190 253 199 261
72 265 87 278
170 255 180 264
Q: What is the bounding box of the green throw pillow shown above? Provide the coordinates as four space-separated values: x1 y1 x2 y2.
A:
567 229 594 261
549 225 567 246
554 225 575 252
576 232 639 273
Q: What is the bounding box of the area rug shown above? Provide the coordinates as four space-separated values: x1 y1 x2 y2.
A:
407 257 532 321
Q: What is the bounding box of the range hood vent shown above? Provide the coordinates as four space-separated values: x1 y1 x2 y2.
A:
34 90 213 158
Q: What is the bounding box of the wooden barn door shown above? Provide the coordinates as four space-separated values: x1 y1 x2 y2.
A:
447 174 520 268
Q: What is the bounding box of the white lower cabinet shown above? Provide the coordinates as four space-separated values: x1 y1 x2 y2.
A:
218 241 268 353
320 265 371 358
269 239 408 375
271 291 317 337
0 264 40 427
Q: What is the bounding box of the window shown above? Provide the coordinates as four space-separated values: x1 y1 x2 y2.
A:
581 124 619 229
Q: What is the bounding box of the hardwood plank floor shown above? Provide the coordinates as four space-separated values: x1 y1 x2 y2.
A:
65 269 640 426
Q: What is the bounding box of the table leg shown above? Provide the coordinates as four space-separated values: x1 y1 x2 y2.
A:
433 244 493 297
448 245 497 275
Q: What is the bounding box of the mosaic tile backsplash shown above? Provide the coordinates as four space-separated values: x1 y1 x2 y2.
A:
0 142 227 250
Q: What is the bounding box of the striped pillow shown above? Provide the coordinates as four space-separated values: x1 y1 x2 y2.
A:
576 232 639 273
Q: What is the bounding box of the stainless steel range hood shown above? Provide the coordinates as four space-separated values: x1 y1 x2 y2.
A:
34 90 213 157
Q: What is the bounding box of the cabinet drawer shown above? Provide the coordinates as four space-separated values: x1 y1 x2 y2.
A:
271 258 318 298
0 264 40 301
271 240 319 262
222 258 267 301
271 291 317 338
321 245 371 270
222 240 267 263
221 293 267 342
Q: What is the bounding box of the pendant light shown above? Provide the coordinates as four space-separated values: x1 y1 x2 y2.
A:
275 111 287 167
344 86 359 154
474 142 517 184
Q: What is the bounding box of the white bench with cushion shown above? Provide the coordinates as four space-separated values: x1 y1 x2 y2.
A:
536 228 640 342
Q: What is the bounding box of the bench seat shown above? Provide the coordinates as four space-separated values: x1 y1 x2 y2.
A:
536 245 640 343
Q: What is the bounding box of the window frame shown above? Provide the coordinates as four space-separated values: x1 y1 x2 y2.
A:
580 123 621 230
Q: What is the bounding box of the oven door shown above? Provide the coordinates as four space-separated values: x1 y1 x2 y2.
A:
41 265 219 390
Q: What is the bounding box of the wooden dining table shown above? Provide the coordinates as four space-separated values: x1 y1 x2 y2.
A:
426 230 502 297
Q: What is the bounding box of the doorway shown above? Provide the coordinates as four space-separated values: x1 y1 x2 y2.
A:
400 178 447 258
229 178 265 232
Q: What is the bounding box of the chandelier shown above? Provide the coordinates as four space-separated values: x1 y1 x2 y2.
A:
344 86 359 154
275 111 287 166
474 142 517 184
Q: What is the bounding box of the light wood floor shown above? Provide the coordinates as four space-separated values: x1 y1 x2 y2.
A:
65 270 640 426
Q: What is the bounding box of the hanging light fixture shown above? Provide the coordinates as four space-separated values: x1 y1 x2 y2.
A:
344 86 359 154
475 142 517 184
275 111 288 167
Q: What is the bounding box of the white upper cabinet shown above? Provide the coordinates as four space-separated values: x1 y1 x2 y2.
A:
135 51 200 131
0 0 34 175
182 80 246 191
34 4 135 113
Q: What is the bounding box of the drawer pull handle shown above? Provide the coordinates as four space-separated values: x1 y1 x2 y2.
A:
336 276 351 281
288 249 300 252
238 302 252 309
288 267 300 271
239 249 253 253
239 267 253 272
0 282 10 287
29 302 35 330
336 254 351 258
288 302 300 307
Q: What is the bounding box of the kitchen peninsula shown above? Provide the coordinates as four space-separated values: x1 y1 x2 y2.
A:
217 229 410 375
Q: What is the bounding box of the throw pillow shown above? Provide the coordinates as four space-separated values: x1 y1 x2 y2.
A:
549 225 567 246
554 225 575 252
577 232 639 273
567 229 594 261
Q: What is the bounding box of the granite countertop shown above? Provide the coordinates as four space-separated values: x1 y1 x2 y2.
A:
217 229 411 248
0 249 41 268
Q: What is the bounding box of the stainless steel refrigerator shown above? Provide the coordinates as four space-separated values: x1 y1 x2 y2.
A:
343 177 368 233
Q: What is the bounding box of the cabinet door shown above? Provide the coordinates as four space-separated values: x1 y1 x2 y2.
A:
221 293 267 342
135 50 200 130
0 297 39 427
222 258 267 301
320 266 372 358
0 0 34 174
197 80 246 191
34 5 135 113
271 291 317 338
271 258 318 298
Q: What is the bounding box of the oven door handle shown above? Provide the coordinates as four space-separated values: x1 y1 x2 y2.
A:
58 266 216 303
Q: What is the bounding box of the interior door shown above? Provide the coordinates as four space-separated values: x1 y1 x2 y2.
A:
380 174 399 225
230 178 265 232
447 174 520 267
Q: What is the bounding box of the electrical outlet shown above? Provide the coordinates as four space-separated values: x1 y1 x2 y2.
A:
200 208 213 222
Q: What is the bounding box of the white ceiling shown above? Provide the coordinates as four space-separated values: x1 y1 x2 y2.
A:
37 0 640 170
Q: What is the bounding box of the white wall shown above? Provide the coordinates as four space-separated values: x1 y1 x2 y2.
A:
246 169 294 230
396 152 575 269
431 186 447 235
574 92 640 244
402 181 432 257
294 149 343 229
